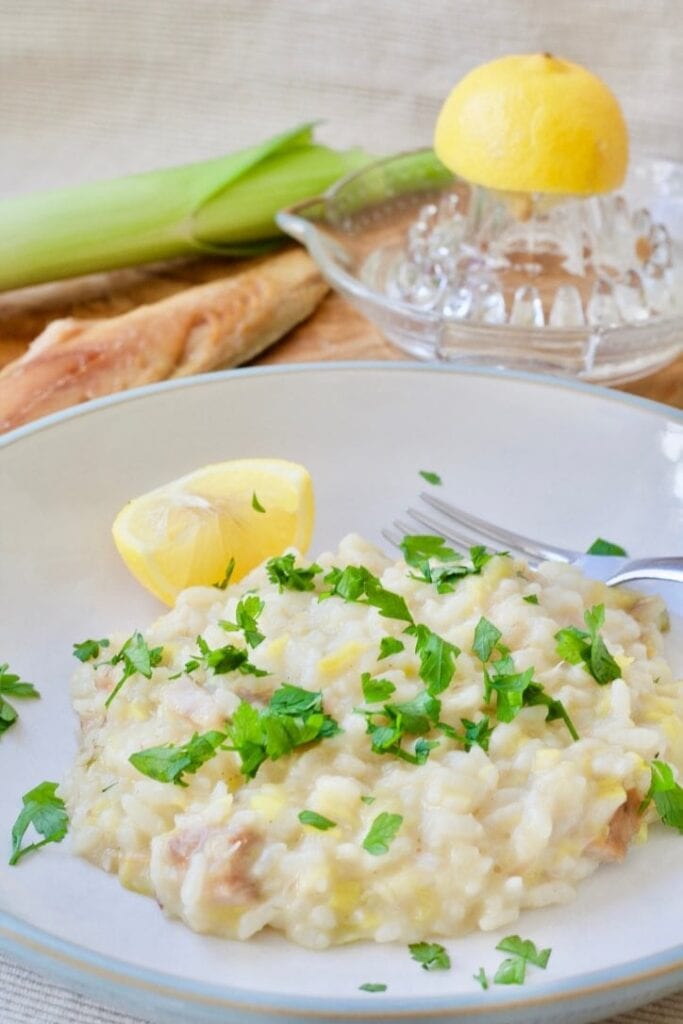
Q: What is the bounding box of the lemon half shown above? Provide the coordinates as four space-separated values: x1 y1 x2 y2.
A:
112 459 314 605
434 53 628 195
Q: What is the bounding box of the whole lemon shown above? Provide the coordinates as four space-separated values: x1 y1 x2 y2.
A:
434 53 628 195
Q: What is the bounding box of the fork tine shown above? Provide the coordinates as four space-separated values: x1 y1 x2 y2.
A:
419 492 573 563
406 507 537 564
381 525 404 548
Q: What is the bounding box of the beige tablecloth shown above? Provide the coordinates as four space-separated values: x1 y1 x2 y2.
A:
2 1 682 1020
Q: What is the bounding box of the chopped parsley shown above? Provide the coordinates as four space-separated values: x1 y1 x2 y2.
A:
473 619 577 740
224 683 340 779
460 716 495 752
195 636 268 677
9 781 69 865
213 558 236 590
473 967 489 990
298 810 337 830
362 812 403 855
359 982 387 992
220 594 265 648
105 632 164 708
408 941 451 971
129 730 227 786
378 637 405 659
400 534 500 594
641 760 683 831
493 935 551 985
322 565 414 624
472 617 502 664
0 663 40 739
587 537 628 557
405 623 460 696
419 470 442 485
358 688 441 764
0 699 17 734
251 492 266 513
0 663 40 701
522 594 539 605
555 604 621 685
266 553 322 592
494 956 526 985
361 673 396 703
360 795 376 805
72 638 110 662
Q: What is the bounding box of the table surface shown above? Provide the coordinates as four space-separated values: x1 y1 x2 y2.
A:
1 254 682 1024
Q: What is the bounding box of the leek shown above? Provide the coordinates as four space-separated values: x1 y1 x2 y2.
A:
0 124 370 291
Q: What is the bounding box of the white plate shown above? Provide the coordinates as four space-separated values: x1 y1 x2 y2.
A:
1 363 682 1024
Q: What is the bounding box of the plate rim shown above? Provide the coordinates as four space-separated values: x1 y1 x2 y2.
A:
1 360 681 454
2 360 682 1019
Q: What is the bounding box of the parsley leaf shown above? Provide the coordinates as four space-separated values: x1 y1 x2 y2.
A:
266 554 322 592
9 781 69 865
587 537 628 557
298 810 337 830
405 623 459 695
473 967 489 990
195 636 268 677
214 558 236 590
0 663 40 705
378 637 405 660
400 534 501 594
460 716 495 752
268 683 325 716
419 470 442 485
0 664 39 700
494 957 527 985
472 617 502 664
493 934 551 985
362 812 403 855
359 982 387 992
323 566 413 623
360 795 375 805
219 594 265 648
555 604 621 685
129 730 226 786
641 761 683 831
105 632 164 707
489 665 536 722
72 638 110 662
0 660 42 739
224 684 340 778
523 683 579 741
251 492 266 513
0 698 18 735
361 673 396 703
522 594 539 605
401 534 460 567
474 626 577 740
408 941 451 971
496 935 551 969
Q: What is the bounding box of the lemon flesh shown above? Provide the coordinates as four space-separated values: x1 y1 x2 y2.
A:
112 459 314 605
434 53 628 195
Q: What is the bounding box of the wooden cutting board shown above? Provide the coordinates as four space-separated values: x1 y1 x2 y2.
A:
1 253 681 409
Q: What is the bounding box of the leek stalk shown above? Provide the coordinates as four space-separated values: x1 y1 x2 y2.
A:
0 124 370 291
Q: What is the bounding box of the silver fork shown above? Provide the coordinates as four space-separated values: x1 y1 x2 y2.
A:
383 492 683 587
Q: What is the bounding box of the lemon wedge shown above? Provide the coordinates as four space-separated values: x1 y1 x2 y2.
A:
434 53 628 195
112 459 314 605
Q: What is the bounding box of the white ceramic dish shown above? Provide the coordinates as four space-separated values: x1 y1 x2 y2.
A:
1 363 682 1024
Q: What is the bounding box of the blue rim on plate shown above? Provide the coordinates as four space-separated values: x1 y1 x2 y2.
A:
1 361 682 1023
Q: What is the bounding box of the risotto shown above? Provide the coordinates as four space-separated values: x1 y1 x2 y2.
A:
62 535 681 949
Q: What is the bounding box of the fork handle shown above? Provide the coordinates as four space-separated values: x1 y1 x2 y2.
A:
606 557 683 587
